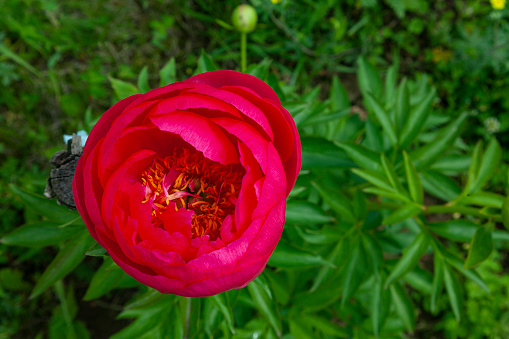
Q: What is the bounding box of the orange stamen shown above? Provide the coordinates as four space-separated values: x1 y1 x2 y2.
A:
140 148 244 239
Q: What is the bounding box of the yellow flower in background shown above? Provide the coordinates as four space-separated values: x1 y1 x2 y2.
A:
271 0 282 4
431 47 453 64
490 0 506 10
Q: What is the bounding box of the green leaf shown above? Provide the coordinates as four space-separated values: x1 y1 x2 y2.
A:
353 189 367 220
195 50 218 74
358 56 382 99
159 57 176 86
341 235 366 308
1 221 82 247
336 142 382 172
431 154 472 173
294 226 342 245
301 137 354 170
443 263 462 321
385 231 429 288
395 78 409 131
289 319 315 339
503 196 509 231
311 181 356 223
310 238 348 292
10 184 79 223
361 232 383 281
403 151 423 204
204 299 221 338
84 242 107 256
113 306 170 339
268 239 334 268
382 203 421 225
302 315 347 338
210 293 235 334
305 108 351 126
430 253 444 313
421 170 461 201
464 223 493 269
293 100 328 127
0 43 41 76
403 267 433 294
470 138 502 193
30 231 95 299
410 112 468 169
363 187 410 203
443 252 490 293
0 268 31 291
267 72 286 102
371 276 391 337
286 201 332 225
385 62 399 106
427 219 478 242
465 140 483 193
390 283 415 333
352 168 394 193
364 119 384 152
83 257 125 300
264 270 291 305
381 153 407 195
247 278 282 337
108 76 139 100
462 191 505 208
137 66 150 93
330 76 350 110
364 93 398 145
399 87 436 148
247 58 271 80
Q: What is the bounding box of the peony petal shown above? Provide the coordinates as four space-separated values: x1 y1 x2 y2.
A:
101 150 156 226
186 87 273 141
103 126 187 177
251 143 287 219
236 197 286 269
187 70 281 104
82 94 141 160
161 202 194 238
235 142 263 234
150 111 239 164
81 142 110 237
212 117 269 173
150 91 242 118
220 85 294 163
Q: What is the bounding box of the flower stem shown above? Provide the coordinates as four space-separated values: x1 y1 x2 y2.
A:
241 32 247 72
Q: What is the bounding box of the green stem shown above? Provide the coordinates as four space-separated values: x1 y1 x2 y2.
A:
241 32 247 73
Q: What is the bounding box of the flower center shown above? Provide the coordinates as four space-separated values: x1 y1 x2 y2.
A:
140 148 243 239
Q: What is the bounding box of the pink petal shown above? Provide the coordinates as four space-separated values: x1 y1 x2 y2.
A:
161 202 194 238
149 111 239 164
235 142 263 234
101 150 156 226
187 70 281 104
186 87 274 141
150 91 242 118
212 116 269 173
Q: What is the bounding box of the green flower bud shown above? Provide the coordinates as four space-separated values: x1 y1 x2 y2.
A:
231 4 258 33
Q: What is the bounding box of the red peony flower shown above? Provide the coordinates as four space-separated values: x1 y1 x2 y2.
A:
73 70 301 297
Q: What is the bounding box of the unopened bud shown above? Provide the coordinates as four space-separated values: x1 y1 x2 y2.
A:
231 4 258 33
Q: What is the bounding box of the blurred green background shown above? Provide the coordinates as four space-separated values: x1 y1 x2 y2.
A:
1 0 509 338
